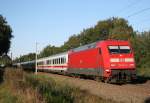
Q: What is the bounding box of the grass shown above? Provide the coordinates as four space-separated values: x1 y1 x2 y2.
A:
0 68 45 103
0 68 117 103
0 84 18 103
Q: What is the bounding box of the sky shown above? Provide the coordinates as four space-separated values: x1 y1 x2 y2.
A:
0 0 150 58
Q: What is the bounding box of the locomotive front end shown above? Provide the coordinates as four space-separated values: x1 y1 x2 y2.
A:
102 40 136 83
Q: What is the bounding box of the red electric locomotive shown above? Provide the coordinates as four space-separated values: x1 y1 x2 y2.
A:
16 40 136 83
68 40 136 82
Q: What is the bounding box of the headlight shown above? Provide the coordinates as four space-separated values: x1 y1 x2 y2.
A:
125 58 134 62
110 58 119 62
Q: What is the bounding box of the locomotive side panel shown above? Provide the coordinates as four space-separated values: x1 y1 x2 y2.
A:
68 48 104 76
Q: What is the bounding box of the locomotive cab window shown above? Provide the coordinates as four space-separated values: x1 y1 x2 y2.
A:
108 45 131 54
108 46 119 54
119 46 131 53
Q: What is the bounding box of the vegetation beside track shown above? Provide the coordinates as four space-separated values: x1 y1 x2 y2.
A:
0 68 117 103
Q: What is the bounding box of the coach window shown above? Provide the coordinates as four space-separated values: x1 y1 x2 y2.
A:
41 62 44 65
38 61 43 65
57 59 58 64
63 58 65 64
61 58 63 64
64 58 66 63
53 59 54 64
54 59 56 64
46 60 49 64
58 58 60 64
39 62 41 65
56 59 57 64
49 60 52 64
49 60 51 64
60 58 62 64
54 59 55 64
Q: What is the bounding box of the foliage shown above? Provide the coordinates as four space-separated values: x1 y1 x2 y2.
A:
130 31 150 69
137 68 150 78
0 15 13 56
38 45 62 58
61 35 81 51
13 53 35 63
0 55 12 66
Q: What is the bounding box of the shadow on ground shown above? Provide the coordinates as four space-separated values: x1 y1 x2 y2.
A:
0 68 5 84
145 97 150 103
131 76 150 84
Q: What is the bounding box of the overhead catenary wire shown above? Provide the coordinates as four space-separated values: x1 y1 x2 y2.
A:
116 0 143 15
127 7 150 18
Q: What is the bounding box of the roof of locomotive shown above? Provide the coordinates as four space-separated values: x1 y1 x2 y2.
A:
70 40 129 52
15 40 129 65
102 40 130 45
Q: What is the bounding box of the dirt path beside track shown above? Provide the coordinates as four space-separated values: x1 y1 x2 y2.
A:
38 72 150 103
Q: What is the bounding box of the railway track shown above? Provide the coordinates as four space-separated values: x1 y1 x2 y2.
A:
38 72 150 103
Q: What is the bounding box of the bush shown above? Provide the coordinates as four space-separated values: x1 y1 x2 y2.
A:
24 74 74 103
137 68 150 78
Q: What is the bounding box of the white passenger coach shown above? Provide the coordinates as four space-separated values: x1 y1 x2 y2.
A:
37 52 68 72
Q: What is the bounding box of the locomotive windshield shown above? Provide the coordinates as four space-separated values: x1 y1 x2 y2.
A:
119 46 131 53
108 46 119 54
108 46 131 54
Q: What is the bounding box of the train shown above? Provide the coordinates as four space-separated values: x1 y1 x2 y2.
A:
14 40 136 83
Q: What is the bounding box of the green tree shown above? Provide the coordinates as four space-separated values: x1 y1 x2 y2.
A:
39 45 62 58
0 55 11 66
109 18 133 40
13 53 35 63
61 35 80 51
0 15 13 56
78 17 134 45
